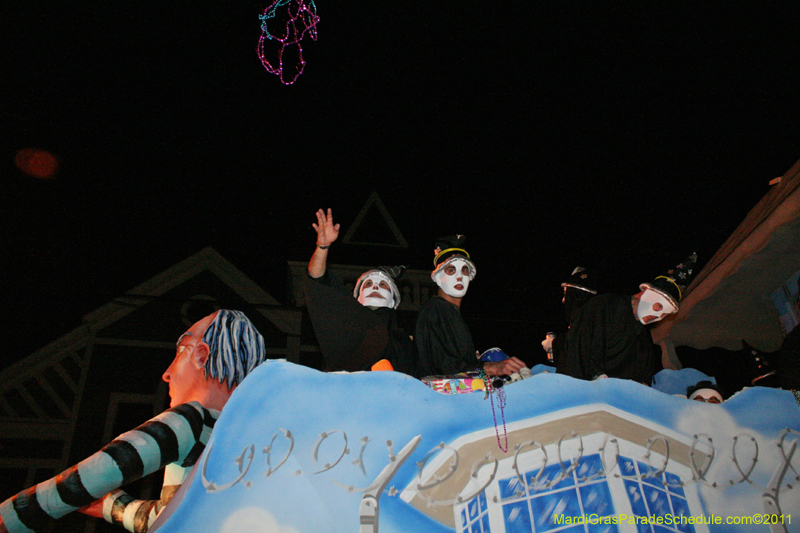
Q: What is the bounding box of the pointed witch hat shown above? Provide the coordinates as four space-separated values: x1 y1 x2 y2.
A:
639 252 698 309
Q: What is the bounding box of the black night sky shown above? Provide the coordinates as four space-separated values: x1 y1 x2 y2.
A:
3 2 800 368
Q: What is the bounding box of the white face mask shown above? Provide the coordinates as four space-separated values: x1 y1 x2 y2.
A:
689 388 723 403
357 272 394 308
434 259 471 298
636 289 677 325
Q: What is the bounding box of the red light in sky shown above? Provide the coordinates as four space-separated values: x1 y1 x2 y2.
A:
15 148 59 179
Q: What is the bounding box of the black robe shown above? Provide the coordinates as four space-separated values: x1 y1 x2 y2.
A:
559 293 657 383
304 271 417 375
551 287 597 365
414 296 477 377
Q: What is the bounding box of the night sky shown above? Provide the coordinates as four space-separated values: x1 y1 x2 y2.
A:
4 2 800 368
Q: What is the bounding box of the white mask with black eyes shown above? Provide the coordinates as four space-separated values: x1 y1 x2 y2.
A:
357 272 394 308
434 259 471 298
636 288 677 325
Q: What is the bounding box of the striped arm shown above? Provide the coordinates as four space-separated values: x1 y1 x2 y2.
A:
0 402 218 533
101 464 187 533
101 489 163 533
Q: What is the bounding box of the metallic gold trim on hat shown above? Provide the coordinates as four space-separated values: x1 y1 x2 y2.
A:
654 275 682 301
638 282 680 310
433 247 470 267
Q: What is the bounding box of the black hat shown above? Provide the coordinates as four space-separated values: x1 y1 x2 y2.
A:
561 267 600 294
431 235 476 279
640 252 697 309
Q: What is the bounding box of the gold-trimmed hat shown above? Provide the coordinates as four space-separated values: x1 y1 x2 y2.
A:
431 235 476 281
639 252 697 309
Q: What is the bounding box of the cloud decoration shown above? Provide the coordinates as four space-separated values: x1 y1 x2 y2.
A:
152 361 800 533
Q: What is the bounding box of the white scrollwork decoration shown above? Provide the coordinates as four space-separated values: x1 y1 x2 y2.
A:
264 428 294 478
689 434 716 487
553 432 584 488
643 435 670 483
332 438 389 494
352 436 371 476
415 442 460 491
202 440 255 493
778 428 800 485
598 435 620 479
730 433 759 486
512 440 547 496
457 454 499 504
312 430 349 474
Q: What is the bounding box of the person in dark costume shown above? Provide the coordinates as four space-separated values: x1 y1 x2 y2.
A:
559 253 696 384
304 208 417 375
776 276 800 390
543 266 602 365
783 279 800 352
414 235 525 378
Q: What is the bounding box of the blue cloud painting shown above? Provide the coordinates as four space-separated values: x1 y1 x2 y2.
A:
151 361 800 533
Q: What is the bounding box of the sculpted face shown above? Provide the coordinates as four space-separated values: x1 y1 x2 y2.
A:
356 272 394 309
162 312 218 407
434 259 471 299
635 289 677 325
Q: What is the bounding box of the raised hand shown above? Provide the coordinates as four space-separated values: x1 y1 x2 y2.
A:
483 356 527 377
312 208 340 247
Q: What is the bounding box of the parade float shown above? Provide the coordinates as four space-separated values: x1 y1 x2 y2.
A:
150 361 799 533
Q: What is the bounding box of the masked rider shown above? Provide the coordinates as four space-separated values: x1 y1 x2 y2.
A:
559 253 696 383
305 208 417 375
414 235 525 378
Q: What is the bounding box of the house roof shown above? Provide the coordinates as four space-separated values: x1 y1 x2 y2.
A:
0 247 300 388
652 156 800 351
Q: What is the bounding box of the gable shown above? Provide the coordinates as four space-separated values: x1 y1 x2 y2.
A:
342 191 409 248
0 247 301 509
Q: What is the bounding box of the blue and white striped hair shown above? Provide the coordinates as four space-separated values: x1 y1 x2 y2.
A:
201 310 267 389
